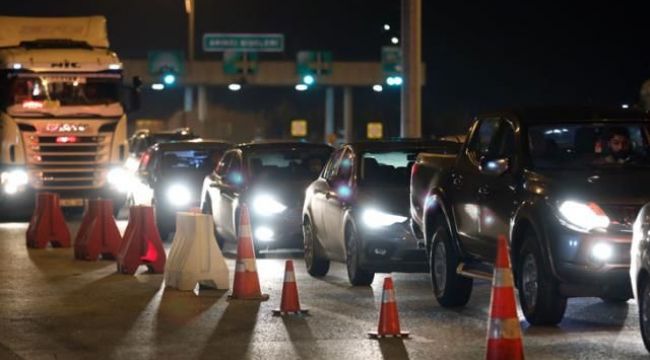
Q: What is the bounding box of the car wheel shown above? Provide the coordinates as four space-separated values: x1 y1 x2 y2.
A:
429 221 473 307
201 194 224 249
303 218 330 277
516 230 567 325
639 278 650 352
345 224 374 286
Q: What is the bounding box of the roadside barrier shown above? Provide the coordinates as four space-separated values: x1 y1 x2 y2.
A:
228 205 269 301
74 199 122 260
369 276 409 338
485 235 525 360
165 212 229 291
273 260 308 315
117 206 166 274
26 192 71 248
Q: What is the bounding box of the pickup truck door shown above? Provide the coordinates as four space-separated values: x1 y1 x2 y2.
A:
453 117 504 256
208 151 234 240
476 119 518 260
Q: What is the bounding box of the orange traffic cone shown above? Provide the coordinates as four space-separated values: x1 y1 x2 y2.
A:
486 235 525 360
273 260 309 315
228 205 269 301
368 276 409 338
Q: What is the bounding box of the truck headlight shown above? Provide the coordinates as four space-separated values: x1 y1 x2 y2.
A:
1 169 28 194
167 184 191 207
362 208 408 228
252 194 287 216
558 201 610 231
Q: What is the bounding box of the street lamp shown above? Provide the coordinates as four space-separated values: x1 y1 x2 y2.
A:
373 84 383 92
228 83 242 91
295 84 308 91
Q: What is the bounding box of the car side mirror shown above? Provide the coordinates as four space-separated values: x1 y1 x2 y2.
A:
479 157 510 176
224 171 244 190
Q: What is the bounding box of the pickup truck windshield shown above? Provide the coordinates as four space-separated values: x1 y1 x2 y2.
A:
529 122 650 169
360 150 418 186
247 148 331 182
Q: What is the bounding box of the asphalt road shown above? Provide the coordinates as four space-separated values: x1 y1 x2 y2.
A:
0 220 648 360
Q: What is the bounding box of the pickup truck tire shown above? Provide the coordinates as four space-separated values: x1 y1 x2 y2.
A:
430 222 473 307
639 277 650 352
303 218 330 277
516 231 567 325
346 225 375 286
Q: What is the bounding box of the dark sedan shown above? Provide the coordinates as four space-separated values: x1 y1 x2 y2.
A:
201 141 333 254
129 139 232 239
302 140 460 286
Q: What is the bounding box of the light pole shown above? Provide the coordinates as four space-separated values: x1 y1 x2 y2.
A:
400 0 422 138
184 0 196 128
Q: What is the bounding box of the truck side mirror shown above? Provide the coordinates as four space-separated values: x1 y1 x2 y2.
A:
121 77 142 113
479 157 510 176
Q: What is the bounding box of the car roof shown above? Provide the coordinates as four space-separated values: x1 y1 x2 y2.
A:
153 139 232 152
235 141 333 152
482 106 650 125
345 139 460 153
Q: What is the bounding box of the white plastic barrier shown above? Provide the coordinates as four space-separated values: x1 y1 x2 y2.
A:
164 212 229 291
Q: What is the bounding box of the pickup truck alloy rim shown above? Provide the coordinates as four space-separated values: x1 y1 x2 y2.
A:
433 240 447 293
522 253 538 309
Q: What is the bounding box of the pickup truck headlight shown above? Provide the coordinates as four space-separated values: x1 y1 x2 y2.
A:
1 169 28 195
167 184 191 207
253 194 287 216
558 201 610 231
362 208 408 228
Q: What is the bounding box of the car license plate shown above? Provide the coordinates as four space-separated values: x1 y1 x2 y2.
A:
60 198 84 207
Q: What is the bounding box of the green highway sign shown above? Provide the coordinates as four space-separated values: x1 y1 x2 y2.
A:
223 51 258 75
296 50 333 76
148 50 185 75
381 46 402 74
203 33 284 52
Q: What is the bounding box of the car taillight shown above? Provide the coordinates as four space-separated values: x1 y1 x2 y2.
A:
56 136 78 144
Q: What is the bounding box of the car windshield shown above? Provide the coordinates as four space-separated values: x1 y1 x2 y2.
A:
529 122 650 170
247 148 331 182
161 149 225 173
360 150 419 186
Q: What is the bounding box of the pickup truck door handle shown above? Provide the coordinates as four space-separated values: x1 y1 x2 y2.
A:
478 186 490 196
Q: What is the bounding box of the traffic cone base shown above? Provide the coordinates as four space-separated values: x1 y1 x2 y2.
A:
272 260 308 316
228 205 269 301
368 331 409 339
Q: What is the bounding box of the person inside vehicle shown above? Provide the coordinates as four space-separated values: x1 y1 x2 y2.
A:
598 127 636 164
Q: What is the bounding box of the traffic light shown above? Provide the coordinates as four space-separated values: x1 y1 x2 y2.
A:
296 50 332 89
160 66 177 87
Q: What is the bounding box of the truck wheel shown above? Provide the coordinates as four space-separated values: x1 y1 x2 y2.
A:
345 225 374 286
639 278 650 352
303 218 330 277
430 222 473 307
516 231 567 325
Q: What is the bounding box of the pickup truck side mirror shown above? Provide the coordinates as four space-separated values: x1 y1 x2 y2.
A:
479 157 510 176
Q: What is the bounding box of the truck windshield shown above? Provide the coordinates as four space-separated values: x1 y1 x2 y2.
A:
360 150 418 186
529 122 650 169
247 148 332 182
4 73 122 117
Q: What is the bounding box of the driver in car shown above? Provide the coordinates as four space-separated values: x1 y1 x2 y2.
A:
598 127 636 164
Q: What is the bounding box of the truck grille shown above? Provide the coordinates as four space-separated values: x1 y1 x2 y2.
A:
22 133 113 190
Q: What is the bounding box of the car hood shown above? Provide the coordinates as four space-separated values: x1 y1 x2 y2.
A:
355 186 410 217
526 169 650 206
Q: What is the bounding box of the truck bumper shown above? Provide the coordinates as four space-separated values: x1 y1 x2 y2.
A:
359 223 428 273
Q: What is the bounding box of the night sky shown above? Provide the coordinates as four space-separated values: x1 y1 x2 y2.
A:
3 1 650 136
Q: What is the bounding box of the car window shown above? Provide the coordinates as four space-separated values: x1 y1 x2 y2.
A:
494 121 515 159
227 153 245 185
216 152 234 177
322 149 344 181
334 149 354 182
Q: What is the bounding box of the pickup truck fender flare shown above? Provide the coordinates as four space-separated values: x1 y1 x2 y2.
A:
510 201 560 280
422 187 464 257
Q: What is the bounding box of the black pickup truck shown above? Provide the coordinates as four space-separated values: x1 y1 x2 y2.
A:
410 107 650 325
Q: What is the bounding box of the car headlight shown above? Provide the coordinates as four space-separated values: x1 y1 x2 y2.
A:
252 194 287 216
1 169 29 194
558 200 610 231
362 208 408 228
166 184 192 207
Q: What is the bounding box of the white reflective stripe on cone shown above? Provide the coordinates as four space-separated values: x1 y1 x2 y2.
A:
284 270 296 283
487 318 522 340
236 259 257 272
382 289 396 304
492 268 515 288
239 225 252 238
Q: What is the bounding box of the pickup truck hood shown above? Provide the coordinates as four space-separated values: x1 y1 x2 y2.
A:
356 186 410 217
526 169 650 206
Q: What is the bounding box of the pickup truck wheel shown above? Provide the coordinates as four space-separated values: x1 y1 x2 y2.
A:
516 232 567 325
346 225 374 286
303 219 330 277
201 195 224 249
430 223 472 307
639 278 650 352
